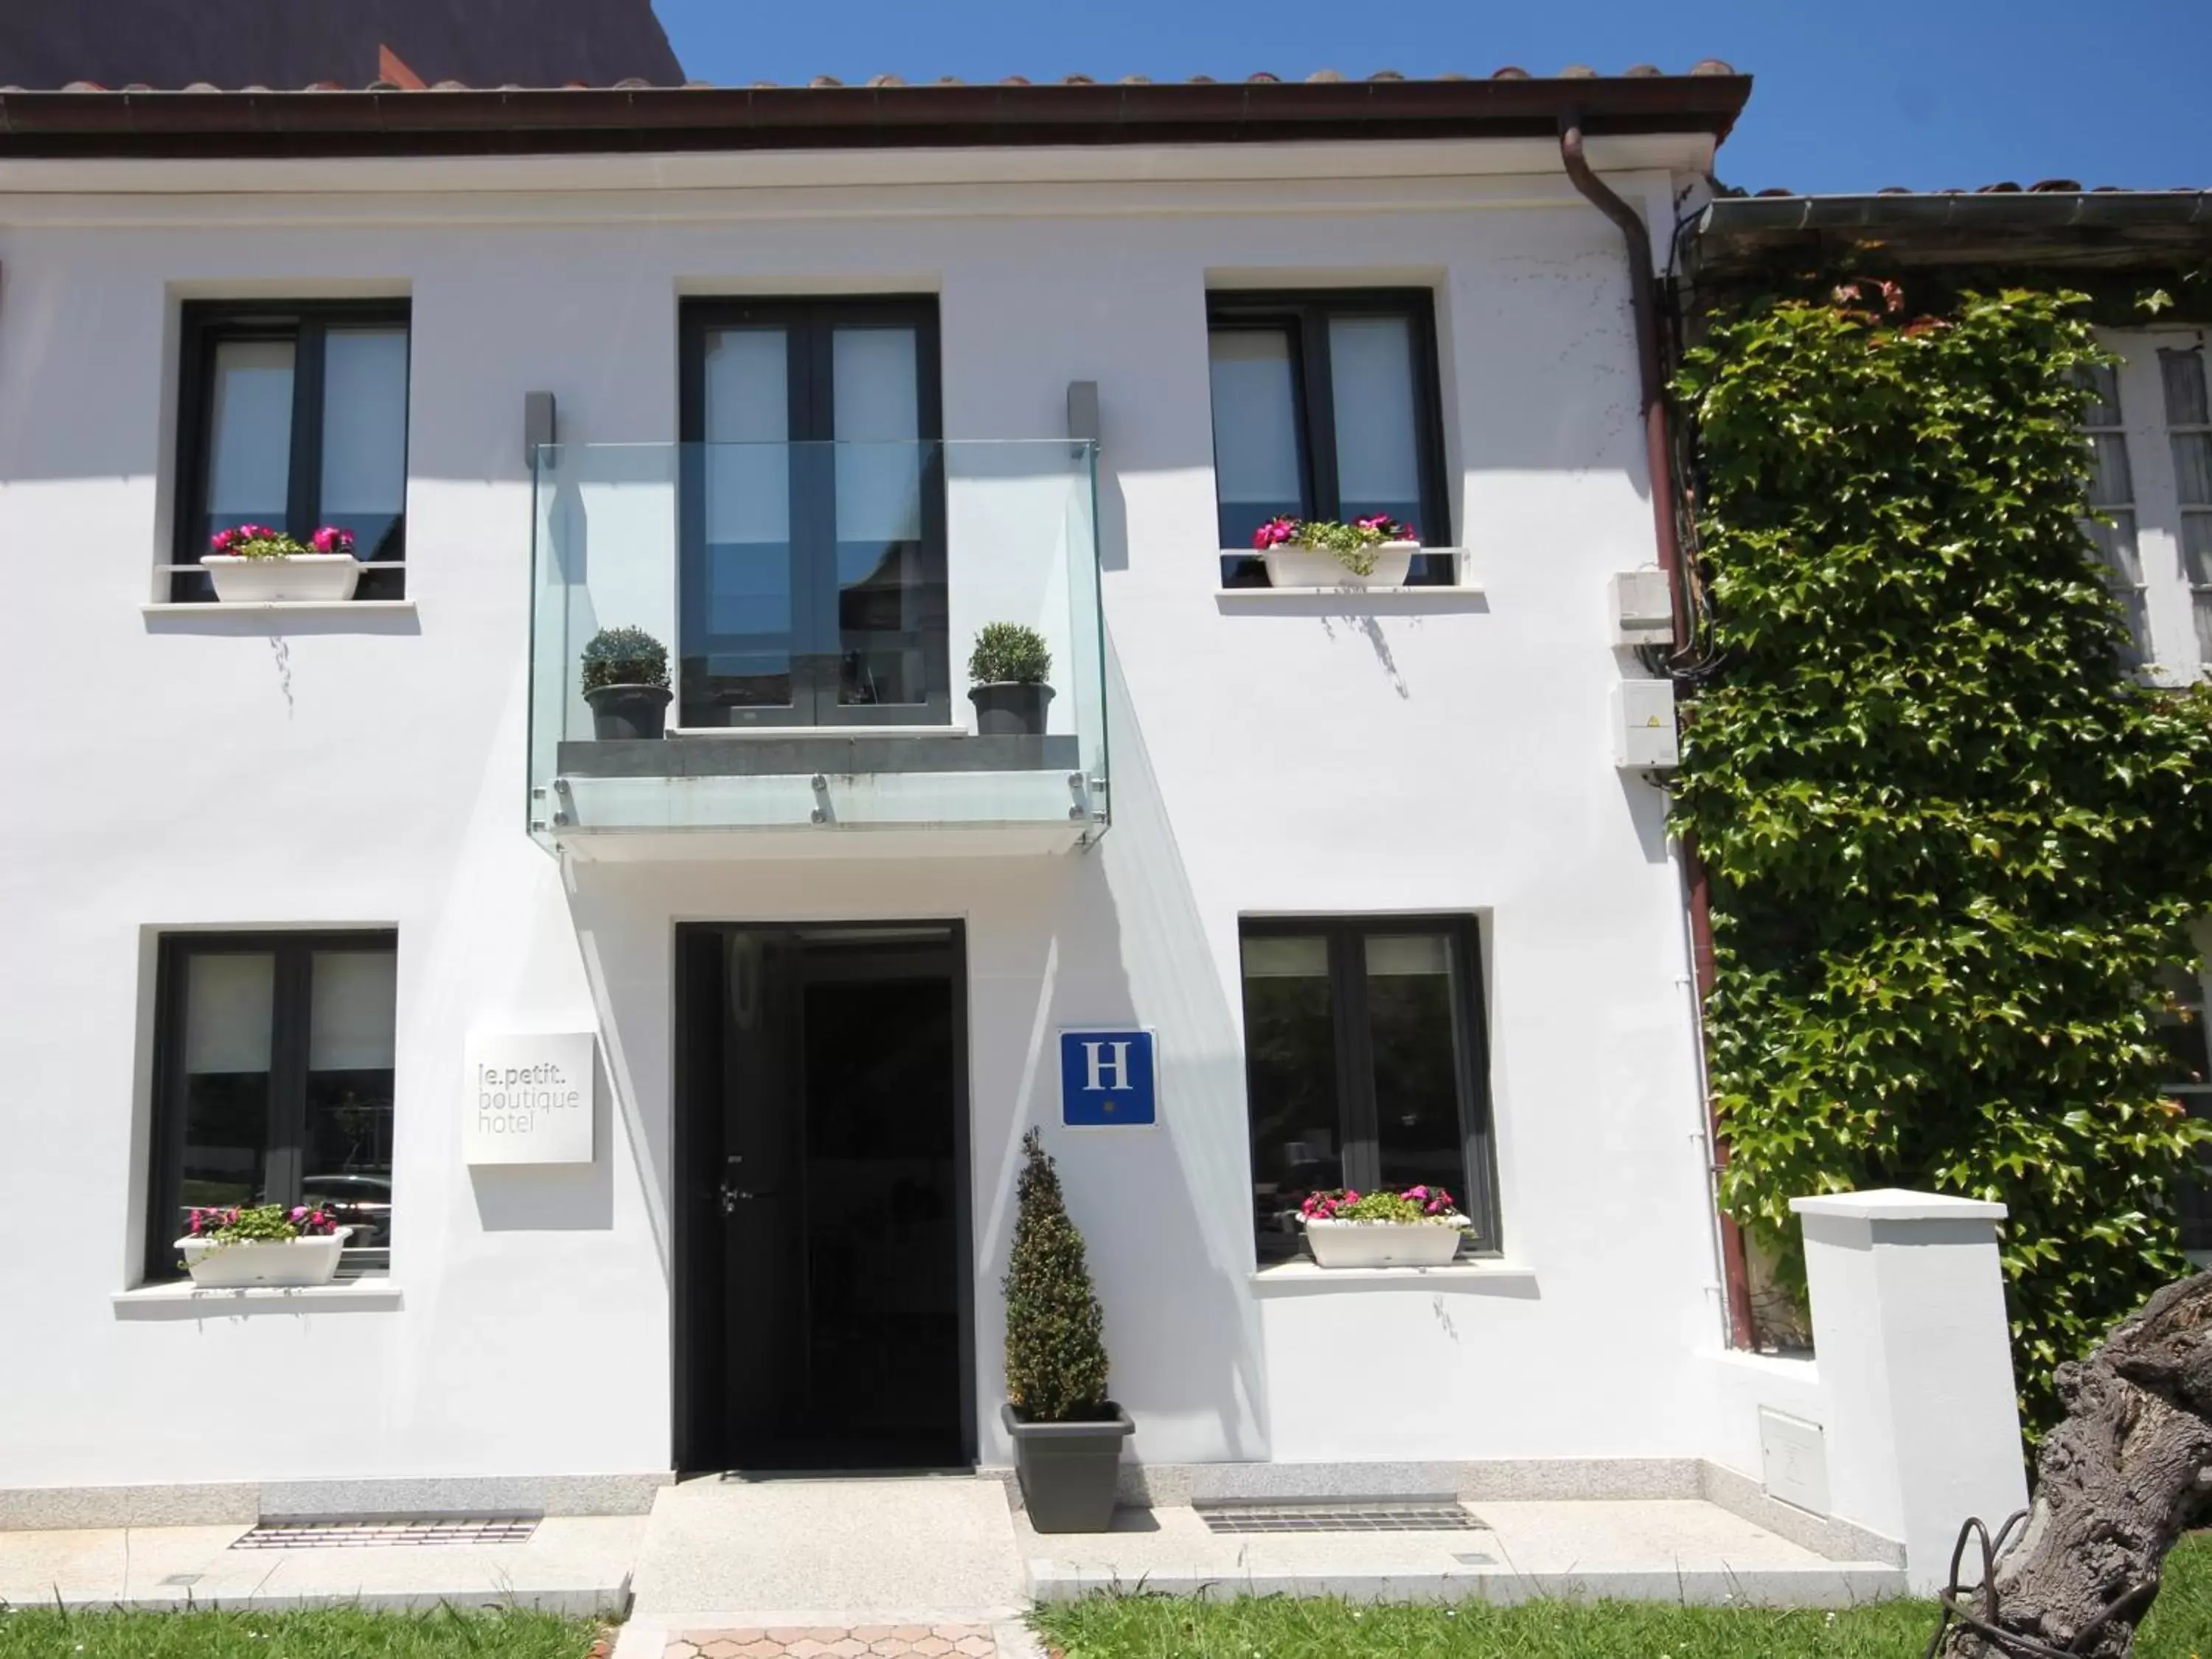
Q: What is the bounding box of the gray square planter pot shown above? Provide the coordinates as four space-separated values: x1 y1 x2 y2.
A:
1002 1401 1133 1533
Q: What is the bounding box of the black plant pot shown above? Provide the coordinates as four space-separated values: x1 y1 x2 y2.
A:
1002 1401 1133 1533
970 681 1055 738
585 683 672 740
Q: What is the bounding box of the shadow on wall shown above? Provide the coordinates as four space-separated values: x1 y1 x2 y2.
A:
979 630 1269 1463
555 860 678 1284
467 1043 619 1232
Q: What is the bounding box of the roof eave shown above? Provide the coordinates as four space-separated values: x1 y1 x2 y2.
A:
0 76 1753 159
1694 190 2212 274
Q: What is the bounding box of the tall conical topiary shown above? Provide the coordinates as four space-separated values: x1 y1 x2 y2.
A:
1003 1127 1110 1422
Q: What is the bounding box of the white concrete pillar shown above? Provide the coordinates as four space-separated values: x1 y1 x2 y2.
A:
1790 1190 2029 1593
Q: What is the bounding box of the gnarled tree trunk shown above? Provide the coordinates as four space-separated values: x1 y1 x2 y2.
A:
1941 1272 2212 1657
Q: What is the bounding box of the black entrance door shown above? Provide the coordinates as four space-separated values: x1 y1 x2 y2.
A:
675 922 972 1472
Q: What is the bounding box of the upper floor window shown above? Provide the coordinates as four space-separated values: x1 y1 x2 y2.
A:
173 301 411 602
2082 333 2212 673
1239 917 1497 1264
146 931 398 1281
2080 363 2147 661
678 298 945 728
1206 290 1451 588
2160 346 2212 660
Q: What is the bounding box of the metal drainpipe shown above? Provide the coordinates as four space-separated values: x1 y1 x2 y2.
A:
1559 114 1757 1349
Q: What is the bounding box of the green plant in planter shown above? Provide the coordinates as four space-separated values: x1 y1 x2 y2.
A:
580 625 669 693
181 1203 339 1256
1253 513 1418 576
1003 1127 1110 1422
969 622 1052 687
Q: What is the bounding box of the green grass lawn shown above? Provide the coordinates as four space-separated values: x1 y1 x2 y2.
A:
5 1540 2210 1659
1030 1534 2212 1659
0 1605 602 1659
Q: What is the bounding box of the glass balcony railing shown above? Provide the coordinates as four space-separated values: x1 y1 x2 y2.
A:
528 441 1107 852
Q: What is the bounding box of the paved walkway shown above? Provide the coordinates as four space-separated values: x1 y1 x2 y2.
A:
663 1622 1005 1658
0 1474 1902 1648
616 1476 1037 1659
1020 1497 1902 1608
0 1514 642 1612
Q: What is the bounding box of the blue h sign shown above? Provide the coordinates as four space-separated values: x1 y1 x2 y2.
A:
1060 1029 1157 1127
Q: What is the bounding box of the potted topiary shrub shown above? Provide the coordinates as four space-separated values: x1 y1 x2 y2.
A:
967 622 1055 737
1001 1127 1131 1532
1252 514 1420 589
201 524 363 603
1299 1184 1467 1268
175 1203 351 1289
580 625 672 740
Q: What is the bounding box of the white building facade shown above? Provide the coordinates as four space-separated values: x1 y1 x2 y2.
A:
0 74 1784 1507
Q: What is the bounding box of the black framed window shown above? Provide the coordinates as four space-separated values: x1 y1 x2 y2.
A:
146 931 398 1281
1207 290 1452 588
173 301 411 602
677 297 947 728
1239 917 1497 1262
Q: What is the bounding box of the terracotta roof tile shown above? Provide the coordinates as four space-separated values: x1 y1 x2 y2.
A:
9 62 1742 94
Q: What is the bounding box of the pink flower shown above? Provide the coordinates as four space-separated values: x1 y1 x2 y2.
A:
310 525 355 555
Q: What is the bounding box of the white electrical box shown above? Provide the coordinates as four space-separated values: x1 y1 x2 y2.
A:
1610 569 1674 646
1614 679 1680 770
1758 1408 1832 1515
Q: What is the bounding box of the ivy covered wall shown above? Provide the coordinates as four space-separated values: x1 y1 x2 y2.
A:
1672 285 2212 1433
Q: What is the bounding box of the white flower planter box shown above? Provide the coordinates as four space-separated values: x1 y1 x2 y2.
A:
1262 541 1418 590
1303 1217 1465 1269
175 1227 352 1288
201 554 363 604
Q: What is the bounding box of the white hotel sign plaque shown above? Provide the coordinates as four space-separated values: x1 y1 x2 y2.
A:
464 1032 596 1165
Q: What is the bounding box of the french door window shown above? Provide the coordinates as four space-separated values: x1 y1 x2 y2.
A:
146 932 398 1281
1207 290 1452 587
173 302 411 602
678 299 947 728
1238 917 1497 1262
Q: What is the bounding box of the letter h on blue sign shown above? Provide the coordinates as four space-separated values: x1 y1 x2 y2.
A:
1059 1029 1156 1127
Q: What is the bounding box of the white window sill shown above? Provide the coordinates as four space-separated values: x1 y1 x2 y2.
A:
1214 551 1484 609
142 600 417 616
112 1280 403 1316
1249 1259 1537 1295
1217 583 1486 602
668 724 969 739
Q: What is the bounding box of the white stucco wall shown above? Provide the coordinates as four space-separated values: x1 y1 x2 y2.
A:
0 140 1728 1488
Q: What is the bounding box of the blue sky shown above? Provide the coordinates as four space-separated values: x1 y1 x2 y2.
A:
655 0 2210 196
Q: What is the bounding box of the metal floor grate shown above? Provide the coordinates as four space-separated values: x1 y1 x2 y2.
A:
232 1514 540 1550
1195 1499 1484 1534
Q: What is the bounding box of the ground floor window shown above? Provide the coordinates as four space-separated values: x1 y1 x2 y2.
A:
2157 960 2212 1256
1238 916 1496 1262
147 931 397 1281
